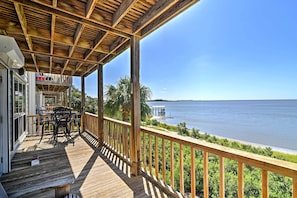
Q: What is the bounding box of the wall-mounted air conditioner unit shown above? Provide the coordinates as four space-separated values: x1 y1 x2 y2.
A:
0 35 24 69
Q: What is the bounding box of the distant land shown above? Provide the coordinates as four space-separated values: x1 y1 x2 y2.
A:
147 99 297 102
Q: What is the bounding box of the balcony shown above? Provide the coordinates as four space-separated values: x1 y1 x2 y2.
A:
35 73 72 93
1 113 297 197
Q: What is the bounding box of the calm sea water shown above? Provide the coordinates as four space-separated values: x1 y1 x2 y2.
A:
148 100 297 151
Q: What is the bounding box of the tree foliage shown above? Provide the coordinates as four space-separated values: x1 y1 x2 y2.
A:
143 120 296 197
104 76 152 121
70 86 98 114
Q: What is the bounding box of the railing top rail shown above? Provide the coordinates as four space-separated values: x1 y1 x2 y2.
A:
103 116 131 127
84 112 97 117
140 126 297 178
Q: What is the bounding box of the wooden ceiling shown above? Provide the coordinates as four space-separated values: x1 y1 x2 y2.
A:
0 0 199 77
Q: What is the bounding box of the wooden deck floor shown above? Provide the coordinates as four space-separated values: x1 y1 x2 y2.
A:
2 131 172 198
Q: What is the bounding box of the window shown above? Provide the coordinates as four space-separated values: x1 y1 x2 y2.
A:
13 75 26 115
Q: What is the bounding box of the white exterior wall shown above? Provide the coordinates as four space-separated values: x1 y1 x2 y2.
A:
27 72 36 115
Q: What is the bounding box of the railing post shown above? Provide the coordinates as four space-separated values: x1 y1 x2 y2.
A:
97 65 104 147
219 156 225 198
130 35 141 176
262 170 268 198
204 151 209 198
191 147 196 198
238 162 244 198
81 76 85 133
293 178 297 198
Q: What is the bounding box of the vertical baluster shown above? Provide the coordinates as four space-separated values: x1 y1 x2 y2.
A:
118 125 123 153
238 162 244 198
170 141 174 188
155 136 159 178
180 144 184 195
262 170 268 198
162 138 166 182
149 134 152 173
117 124 120 152
204 151 209 198
113 122 116 149
191 147 196 198
143 133 147 168
37 115 41 135
220 156 225 198
124 126 128 157
293 178 297 198
108 121 111 145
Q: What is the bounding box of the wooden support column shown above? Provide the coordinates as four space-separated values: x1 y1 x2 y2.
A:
81 76 86 133
68 86 71 108
130 35 141 176
97 64 104 147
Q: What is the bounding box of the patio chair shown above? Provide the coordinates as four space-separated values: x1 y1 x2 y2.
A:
52 107 74 144
37 107 55 143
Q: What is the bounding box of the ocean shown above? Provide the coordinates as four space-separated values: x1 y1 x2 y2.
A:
148 100 297 152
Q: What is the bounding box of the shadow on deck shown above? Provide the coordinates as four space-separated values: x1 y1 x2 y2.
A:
1 131 172 198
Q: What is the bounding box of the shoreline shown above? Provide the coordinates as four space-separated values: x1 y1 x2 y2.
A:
154 119 297 155
207 133 297 155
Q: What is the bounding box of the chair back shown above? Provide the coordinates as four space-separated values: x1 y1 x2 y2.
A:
53 107 72 127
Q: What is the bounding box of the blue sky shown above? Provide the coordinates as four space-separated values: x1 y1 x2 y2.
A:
73 0 297 100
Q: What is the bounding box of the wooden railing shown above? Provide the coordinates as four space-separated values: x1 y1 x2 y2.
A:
26 113 80 136
35 73 72 86
83 112 99 137
78 113 297 197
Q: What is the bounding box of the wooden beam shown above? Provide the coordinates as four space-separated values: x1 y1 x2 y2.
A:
133 0 177 33
86 0 97 18
14 3 39 72
50 0 57 73
97 64 104 147
98 37 129 64
66 0 96 75
21 49 101 64
84 31 108 60
140 0 199 37
82 37 129 77
9 0 131 38
69 24 84 57
112 0 137 27
130 35 141 176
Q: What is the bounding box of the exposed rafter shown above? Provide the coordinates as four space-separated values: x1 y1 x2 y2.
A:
14 2 39 72
0 0 199 77
50 0 57 73
9 0 131 38
112 0 137 28
133 0 178 34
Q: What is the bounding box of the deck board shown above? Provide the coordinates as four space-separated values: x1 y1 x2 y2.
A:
1 132 172 198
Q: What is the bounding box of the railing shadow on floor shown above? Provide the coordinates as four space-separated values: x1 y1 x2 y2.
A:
78 131 175 198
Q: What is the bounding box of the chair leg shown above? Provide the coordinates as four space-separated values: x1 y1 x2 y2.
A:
39 124 45 143
53 126 58 145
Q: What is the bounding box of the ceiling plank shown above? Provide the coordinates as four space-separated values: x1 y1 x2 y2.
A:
133 0 177 34
14 3 39 72
112 0 137 28
9 0 131 38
